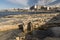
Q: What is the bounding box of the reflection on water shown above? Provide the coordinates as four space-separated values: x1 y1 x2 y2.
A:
0 29 22 40
31 27 60 40
44 27 60 40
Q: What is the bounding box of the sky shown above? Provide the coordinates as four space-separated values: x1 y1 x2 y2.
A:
0 0 59 9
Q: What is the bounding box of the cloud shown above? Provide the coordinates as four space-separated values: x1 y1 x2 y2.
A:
7 0 28 6
37 0 57 5
6 0 57 6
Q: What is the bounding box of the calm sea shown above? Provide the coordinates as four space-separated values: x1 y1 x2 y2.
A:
0 12 57 17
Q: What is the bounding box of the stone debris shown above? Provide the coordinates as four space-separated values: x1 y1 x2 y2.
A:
0 13 60 40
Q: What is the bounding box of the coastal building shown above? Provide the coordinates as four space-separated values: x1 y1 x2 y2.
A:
30 5 41 10
30 5 50 11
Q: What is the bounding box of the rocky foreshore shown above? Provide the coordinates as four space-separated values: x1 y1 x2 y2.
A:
0 13 60 40
0 13 60 31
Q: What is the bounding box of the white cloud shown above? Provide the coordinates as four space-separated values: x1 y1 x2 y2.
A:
37 0 57 5
7 0 28 6
6 0 57 6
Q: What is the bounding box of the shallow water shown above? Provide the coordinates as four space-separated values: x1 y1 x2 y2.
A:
44 27 60 40
0 12 58 17
32 27 60 40
0 29 22 40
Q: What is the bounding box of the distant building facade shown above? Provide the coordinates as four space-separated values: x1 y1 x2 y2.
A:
30 5 60 11
30 5 48 11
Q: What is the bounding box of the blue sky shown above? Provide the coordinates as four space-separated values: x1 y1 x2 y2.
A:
0 0 24 9
0 0 39 9
0 0 58 9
